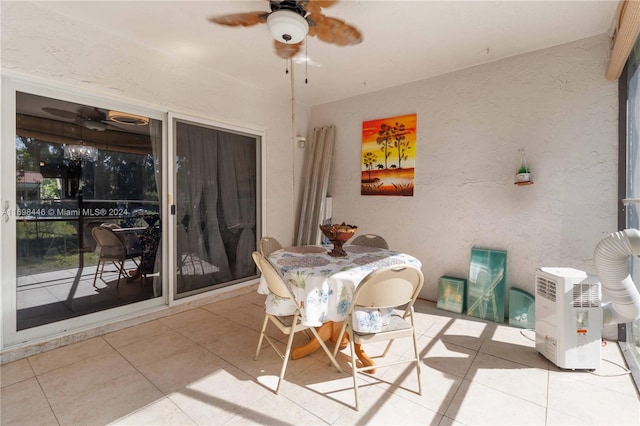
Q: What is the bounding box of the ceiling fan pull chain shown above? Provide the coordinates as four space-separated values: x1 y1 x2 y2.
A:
305 36 309 84
285 59 289 75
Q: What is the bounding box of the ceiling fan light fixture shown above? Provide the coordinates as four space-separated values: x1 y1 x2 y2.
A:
267 10 309 44
107 110 149 126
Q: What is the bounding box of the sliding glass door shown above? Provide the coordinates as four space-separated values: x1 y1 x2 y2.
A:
2 80 263 350
14 92 164 330
622 36 640 385
618 35 640 386
0 79 168 349
172 116 260 298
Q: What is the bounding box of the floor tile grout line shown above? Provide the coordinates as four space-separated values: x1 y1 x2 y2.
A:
463 355 552 405
100 334 203 426
29 336 144 426
165 309 273 385
6 293 638 425
163 303 337 425
30 373 62 426
365 371 447 419
545 361 552 426
167 299 361 417
26 337 120 377
125 305 291 422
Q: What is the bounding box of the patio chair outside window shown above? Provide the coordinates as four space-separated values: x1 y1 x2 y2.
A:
91 226 138 288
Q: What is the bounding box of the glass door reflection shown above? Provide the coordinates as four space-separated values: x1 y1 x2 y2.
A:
15 92 163 330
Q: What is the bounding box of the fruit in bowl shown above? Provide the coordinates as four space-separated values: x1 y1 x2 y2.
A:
319 222 358 257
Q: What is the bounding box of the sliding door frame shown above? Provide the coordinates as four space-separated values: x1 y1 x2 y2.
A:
618 62 640 388
1 74 266 352
165 112 265 305
0 74 169 350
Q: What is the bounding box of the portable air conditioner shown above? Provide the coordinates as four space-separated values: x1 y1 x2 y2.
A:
535 267 602 370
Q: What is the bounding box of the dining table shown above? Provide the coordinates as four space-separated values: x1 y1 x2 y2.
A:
258 244 422 369
112 224 160 282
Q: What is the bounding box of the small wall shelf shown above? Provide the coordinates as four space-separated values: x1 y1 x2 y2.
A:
515 149 533 186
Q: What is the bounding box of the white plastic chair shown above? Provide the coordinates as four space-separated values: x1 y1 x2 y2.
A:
350 233 389 249
333 264 424 410
252 251 342 394
259 236 283 257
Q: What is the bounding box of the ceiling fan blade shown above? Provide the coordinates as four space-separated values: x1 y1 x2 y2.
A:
208 0 361 59
303 0 336 16
83 119 109 132
307 0 337 9
42 107 78 120
208 11 268 27
78 106 106 122
312 16 362 46
274 40 302 59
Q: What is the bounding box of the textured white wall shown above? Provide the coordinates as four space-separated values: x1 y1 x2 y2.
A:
1 1 308 246
0 2 620 303
310 35 618 301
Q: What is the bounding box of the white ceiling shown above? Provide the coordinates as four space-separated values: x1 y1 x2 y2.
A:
32 1 618 107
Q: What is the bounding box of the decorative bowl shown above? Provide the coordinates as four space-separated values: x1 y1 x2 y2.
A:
319 223 358 257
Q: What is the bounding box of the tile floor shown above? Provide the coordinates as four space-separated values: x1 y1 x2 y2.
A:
1 292 639 425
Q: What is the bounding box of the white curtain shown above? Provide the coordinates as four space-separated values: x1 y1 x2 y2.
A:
218 133 256 278
296 126 336 245
176 123 231 292
175 122 257 293
149 120 162 296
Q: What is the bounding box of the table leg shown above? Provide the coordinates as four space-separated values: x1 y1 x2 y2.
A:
290 321 376 373
353 343 376 374
329 321 349 349
291 322 332 360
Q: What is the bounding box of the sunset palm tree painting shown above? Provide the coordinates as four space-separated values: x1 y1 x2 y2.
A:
361 113 417 196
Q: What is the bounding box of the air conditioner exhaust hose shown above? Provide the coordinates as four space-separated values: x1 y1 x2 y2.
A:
593 229 640 325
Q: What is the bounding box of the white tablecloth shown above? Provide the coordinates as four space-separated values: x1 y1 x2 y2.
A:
258 245 422 327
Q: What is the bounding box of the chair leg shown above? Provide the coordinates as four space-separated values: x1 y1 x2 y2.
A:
332 323 348 359
115 260 125 288
98 260 105 280
348 330 360 411
412 331 422 396
407 311 422 396
276 321 298 394
92 260 102 288
309 326 342 373
255 314 269 361
381 339 394 357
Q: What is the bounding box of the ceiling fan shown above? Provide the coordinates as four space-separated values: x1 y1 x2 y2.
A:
208 0 362 59
42 106 149 131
